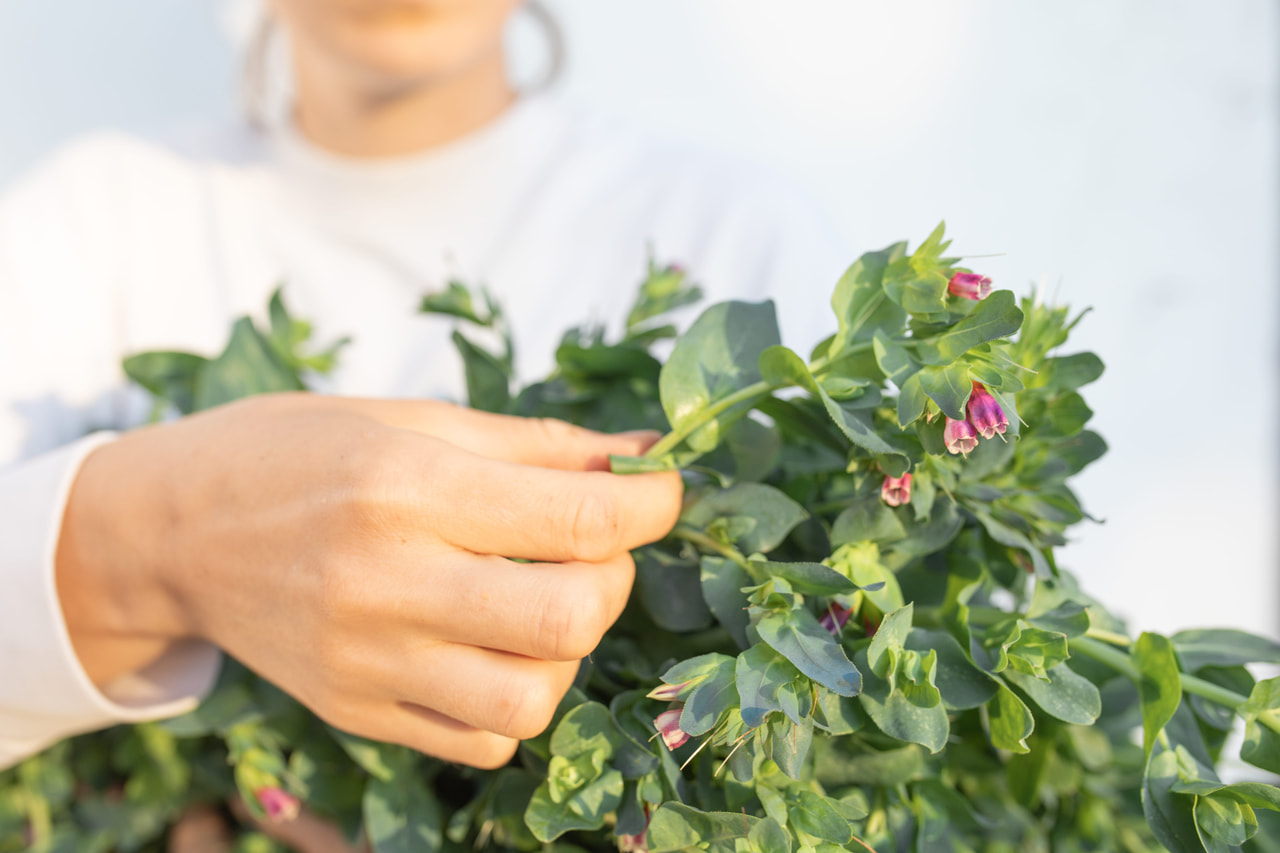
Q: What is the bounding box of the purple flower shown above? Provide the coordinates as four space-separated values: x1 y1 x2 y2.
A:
948 272 993 300
653 708 690 750
944 417 979 455
966 383 1008 439
881 473 913 507
819 602 854 636
255 786 300 823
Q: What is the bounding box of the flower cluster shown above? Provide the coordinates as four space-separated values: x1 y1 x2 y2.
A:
944 383 1008 455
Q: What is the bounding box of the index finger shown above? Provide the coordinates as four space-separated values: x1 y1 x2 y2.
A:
429 446 683 563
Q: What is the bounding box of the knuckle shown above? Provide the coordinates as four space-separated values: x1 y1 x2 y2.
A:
566 490 623 562
493 673 561 741
536 586 605 661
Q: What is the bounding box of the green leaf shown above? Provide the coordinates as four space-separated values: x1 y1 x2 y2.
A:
1003 663 1101 726
987 682 1034 753
915 291 1023 366
790 791 853 844
769 715 815 779
867 604 914 678
736 643 806 728
419 280 495 325
872 333 918 386
660 301 781 452
661 653 736 688
1240 677 1280 774
814 743 926 787
1172 629 1280 671
646 804 760 853
748 817 791 853
363 775 443 853
830 497 906 547
755 608 862 696
1195 793 1257 849
451 330 510 413
1046 352 1105 391
626 262 703 333
525 767 624 843
761 345 902 457
758 561 858 596
897 374 928 426
328 730 410 782
883 258 949 316
916 362 972 421
681 484 808 554
634 549 713 633
194 318 305 410
1172 781 1280 814
904 629 997 710
122 351 207 415
1143 745 1209 853
829 243 909 353
855 646 949 754
680 656 738 737
700 557 752 649
1133 632 1183 757
973 510 1051 578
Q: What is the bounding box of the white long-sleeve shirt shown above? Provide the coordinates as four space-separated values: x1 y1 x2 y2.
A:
0 94 848 768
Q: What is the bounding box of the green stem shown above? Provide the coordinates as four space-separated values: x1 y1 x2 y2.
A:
643 341 879 459
1071 635 1280 735
670 525 752 572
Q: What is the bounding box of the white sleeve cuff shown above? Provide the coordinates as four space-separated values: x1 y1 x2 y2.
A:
0 433 221 769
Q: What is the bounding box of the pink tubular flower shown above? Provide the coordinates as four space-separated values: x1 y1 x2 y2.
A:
948 272 993 300
255 787 300 823
966 383 1008 439
653 708 690 750
646 680 692 702
819 602 854 636
944 417 979 455
881 473 913 507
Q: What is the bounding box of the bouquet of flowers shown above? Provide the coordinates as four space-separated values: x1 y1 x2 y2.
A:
5 224 1279 853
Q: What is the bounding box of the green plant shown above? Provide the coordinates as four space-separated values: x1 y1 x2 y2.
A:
5 225 1279 853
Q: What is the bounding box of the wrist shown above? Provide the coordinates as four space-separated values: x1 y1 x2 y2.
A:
55 430 192 686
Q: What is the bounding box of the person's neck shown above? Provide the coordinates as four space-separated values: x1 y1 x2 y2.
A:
292 49 516 159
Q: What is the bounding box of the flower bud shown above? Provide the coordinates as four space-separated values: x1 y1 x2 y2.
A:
819 602 854 636
944 417 979 455
646 680 693 702
653 708 690 750
966 383 1008 439
254 787 300 823
947 272 993 300
881 473 913 507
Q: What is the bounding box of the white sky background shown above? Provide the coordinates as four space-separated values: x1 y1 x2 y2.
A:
0 0 1276 638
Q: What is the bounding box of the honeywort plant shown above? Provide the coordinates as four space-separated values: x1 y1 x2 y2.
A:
3 224 1280 853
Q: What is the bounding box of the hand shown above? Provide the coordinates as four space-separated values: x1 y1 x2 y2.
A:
56 394 682 767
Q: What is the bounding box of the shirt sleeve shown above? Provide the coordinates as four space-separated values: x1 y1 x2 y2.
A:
0 137 221 770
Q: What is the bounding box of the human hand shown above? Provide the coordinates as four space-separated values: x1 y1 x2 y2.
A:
56 394 682 767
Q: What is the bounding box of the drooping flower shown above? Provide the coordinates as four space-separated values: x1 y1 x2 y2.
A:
255 786 301 823
819 602 854 636
617 804 653 853
948 272 993 300
646 680 694 702
881 473 913 507
944 417 979 455
966 382 1008 439
653 708 690 750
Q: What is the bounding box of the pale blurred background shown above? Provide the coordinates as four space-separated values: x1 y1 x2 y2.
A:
0 0 1275 638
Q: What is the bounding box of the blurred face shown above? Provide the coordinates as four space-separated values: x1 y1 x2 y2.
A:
269 0 522 94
